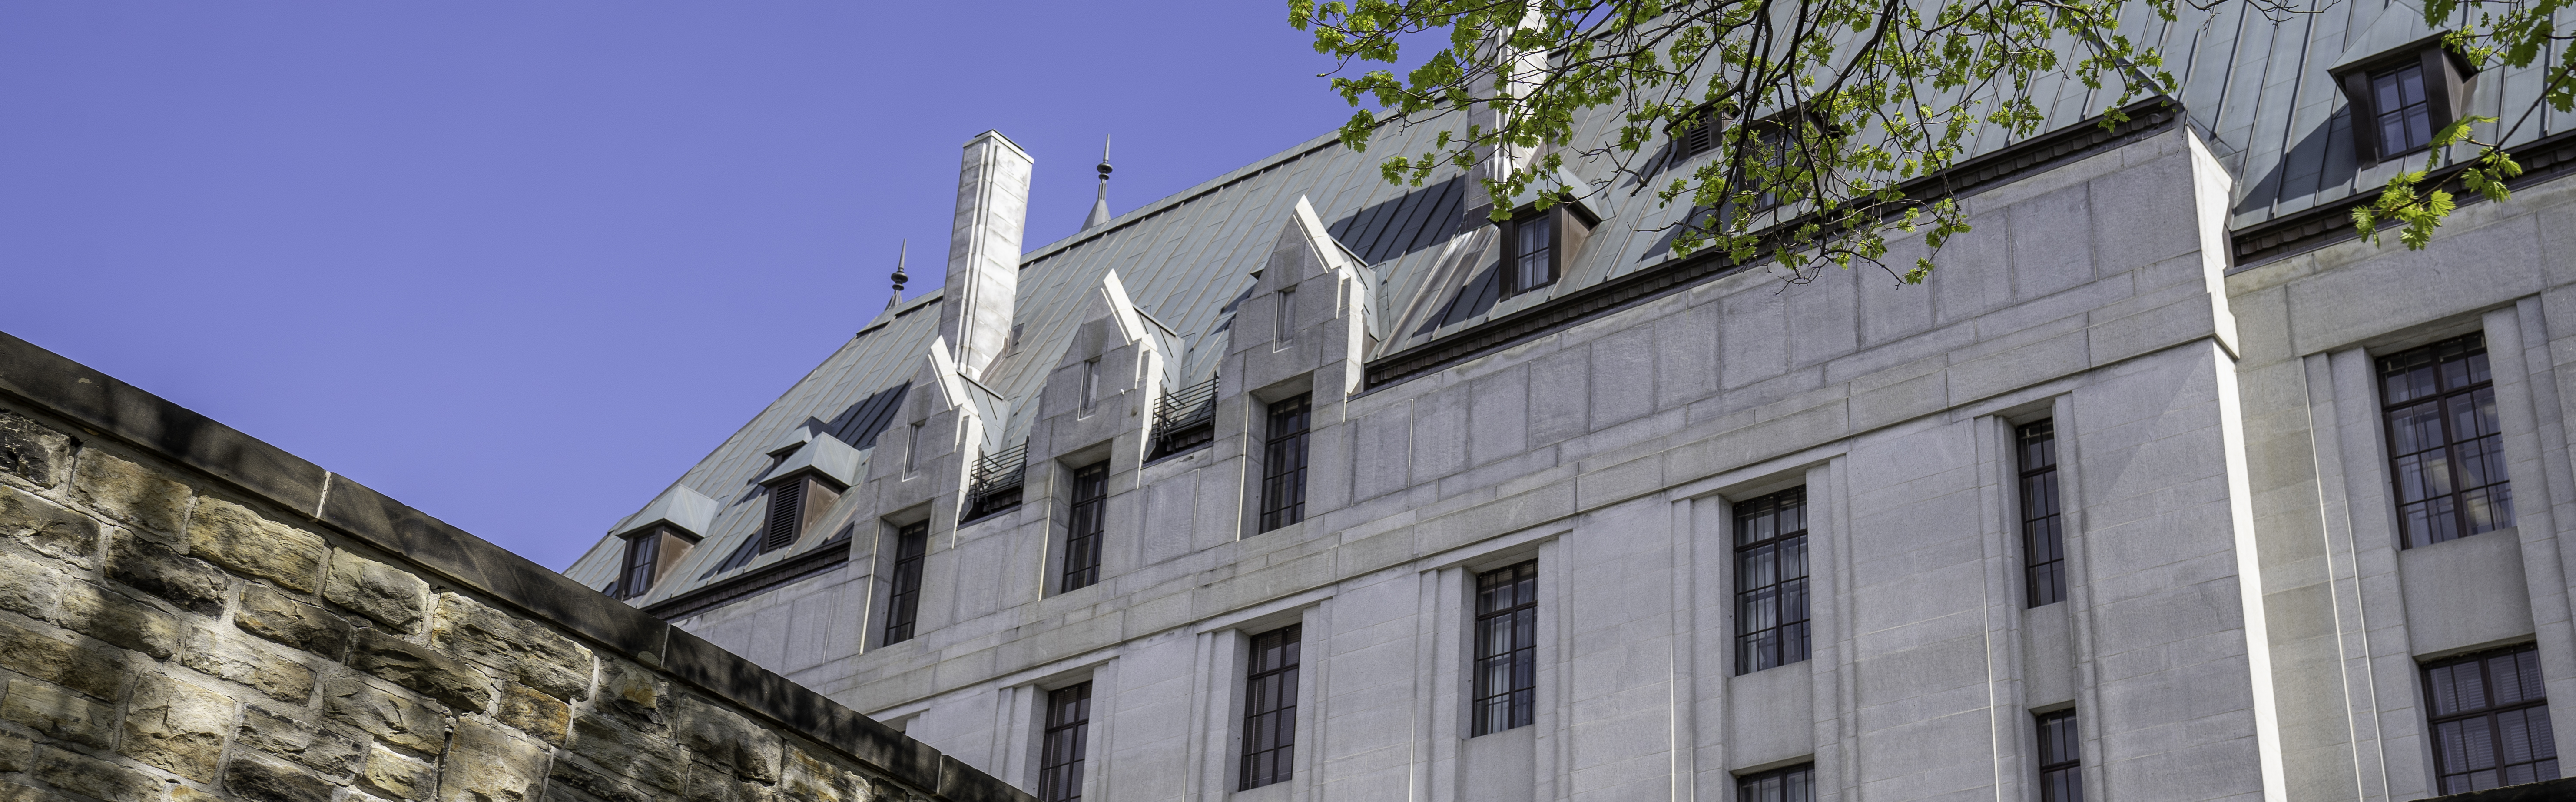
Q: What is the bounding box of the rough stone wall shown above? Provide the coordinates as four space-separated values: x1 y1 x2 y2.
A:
0 346 1029 802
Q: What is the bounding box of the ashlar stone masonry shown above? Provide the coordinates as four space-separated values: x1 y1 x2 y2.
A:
0 378 1026 802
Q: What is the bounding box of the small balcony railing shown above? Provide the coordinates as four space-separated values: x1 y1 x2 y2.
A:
1148 376 1219 461
961 441 1027 523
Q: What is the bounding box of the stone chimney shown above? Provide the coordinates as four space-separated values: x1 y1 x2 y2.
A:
938 130 1034 381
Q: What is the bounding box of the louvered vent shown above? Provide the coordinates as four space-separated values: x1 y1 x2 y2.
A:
762 479 804 553
1674 113 1717 158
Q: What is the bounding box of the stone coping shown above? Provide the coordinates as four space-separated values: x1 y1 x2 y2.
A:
0 329 1034 802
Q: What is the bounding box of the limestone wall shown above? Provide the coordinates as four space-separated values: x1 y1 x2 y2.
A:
0 335 1029 802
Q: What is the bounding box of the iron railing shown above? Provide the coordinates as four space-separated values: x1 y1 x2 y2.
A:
962 441 1028 523
1149 376 1220 460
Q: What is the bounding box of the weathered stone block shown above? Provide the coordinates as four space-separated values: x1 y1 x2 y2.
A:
430 592 594 702
782 747 863 802
568 716 686 792
597 658 667 729
497 682 568 745
325 550 428 632
223 751 335 802
0 619 124 699
0 552 64 619
54 581 182 659
678 696 782 783
363 743 434 801
323 677 448 754
548 755 658 802
119 672 232 782
33 746 160 802
0 679 114 748
178 630 315 705
438 719 545 802
236 705 366 779
0 731 27 772
71 450 189 537
0 411 73 489
0 782 50 802
687 761 779 802
106 531 229 615
234 583 351 659
188 496 325 592
0 485 99 563
349 628 495 713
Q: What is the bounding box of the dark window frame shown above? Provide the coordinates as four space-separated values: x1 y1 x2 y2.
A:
1062 461 1109 592
615 528 661 600
881 521 930 646
2423 644 2559 793
2019 419 2068 608
1470 560 1539 736
1037 682 1093 802
2331 38 2479 162
1258 394 1313 532
2370 62 2437 156
2036 709 2082 802
1736 763 1814 802
2379 332 2513 549
1503 207 1558 296
1239 624 1302 790
1734 487 1811 675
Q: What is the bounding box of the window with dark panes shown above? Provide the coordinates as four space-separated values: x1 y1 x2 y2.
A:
616 530 659 600
1037 682 1093 802
1258 395 1312 532
2425 646 2559 793
1240 624 1302 790
1062 461 1108 592
1737 763 1813 802
882 522 929 645
1735 487 1810 674
1471 560 1538 736
1508 210 1555 294
2380 333 2513 548
2019 420 2067 607
2372 63 2435 155
2036 709 2082 802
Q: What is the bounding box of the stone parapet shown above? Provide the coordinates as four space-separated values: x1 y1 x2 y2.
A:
0 329 1031 802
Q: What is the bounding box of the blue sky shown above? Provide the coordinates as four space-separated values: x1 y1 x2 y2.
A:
0 2 1385 569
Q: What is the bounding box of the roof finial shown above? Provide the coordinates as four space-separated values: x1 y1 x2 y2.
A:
885 240 908 310
1083 136 1114 230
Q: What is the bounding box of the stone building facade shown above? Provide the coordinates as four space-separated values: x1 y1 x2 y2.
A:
557 8 2576 802
0 337 1029 801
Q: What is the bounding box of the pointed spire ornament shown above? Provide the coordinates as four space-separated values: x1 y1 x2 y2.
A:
1083 136 1114 230
885 240 909 310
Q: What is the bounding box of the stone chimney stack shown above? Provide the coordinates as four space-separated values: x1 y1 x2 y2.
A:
938 130 1034 381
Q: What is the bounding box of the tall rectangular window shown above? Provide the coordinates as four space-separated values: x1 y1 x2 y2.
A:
2381 333 2512 548
881 522 929 645
617 531 660 599
1240 625 1302 790
2019 420 2067 607
2373 63 2434 155
904 422 924 477
2425 645 2559 793
1038 682 1093 802
1080 358 1101 413
1509 210 1555 294
1471 560 1538 736
2036 709 2082 802
1737 764 1813 802
1735 487 1810 674
1258 395 1312 532
1062 461 1109 592
1274 287 1297 343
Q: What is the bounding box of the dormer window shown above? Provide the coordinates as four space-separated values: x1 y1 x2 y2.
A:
759 470 845 554
617 530 660 599
2371 63 2434 153
1501 202 1596 297
2330 32 2478 162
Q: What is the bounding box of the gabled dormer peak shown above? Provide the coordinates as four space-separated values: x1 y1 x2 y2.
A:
610 483 718 540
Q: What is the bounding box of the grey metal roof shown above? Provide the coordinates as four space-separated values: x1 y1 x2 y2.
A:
565 3 2572 600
